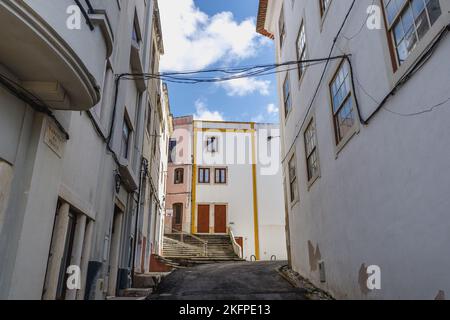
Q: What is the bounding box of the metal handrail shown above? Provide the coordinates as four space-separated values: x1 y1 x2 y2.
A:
228 229 243 259
170 228 208 256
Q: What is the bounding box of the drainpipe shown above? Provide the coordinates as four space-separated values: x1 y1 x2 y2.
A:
131 157 148 287
129 1 154 287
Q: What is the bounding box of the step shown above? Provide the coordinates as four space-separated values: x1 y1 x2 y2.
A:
119 288 152 298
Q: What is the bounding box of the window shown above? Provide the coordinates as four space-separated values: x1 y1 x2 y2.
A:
152 129 158 157
288 155 298 203
383 0 441 66
279 6 286 48
121 119 131 159
215 168 227 184
206 137 218 153
330 61 356 145
283 74 292 117
304 119 320 182
151 42 157 73
296 21 307 80
168 139 176 163
320 0 332 17
132 16 141 43
173 203 183 225
146 103 152 134
198 168 210 184
174 168 184 184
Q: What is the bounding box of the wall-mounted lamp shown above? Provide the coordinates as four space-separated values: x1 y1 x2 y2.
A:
114 171 121 193
268 136 280 141
141 158 149 177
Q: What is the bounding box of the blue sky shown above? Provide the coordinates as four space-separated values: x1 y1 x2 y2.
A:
158 0 279 123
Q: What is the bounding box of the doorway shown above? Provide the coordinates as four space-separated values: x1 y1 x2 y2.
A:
55 211 77 300
214 205 227 234
172 203 183 232
197 204 210 234
107 205 124 297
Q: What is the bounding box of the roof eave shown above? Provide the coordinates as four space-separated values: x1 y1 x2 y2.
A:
256 0 274 39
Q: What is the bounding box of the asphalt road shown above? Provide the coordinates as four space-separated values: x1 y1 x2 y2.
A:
147 261 308 300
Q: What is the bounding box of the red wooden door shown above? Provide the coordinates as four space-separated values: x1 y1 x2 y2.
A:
197 205 210 233
214 205 227 233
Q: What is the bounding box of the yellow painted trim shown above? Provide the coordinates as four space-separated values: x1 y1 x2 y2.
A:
191 127 198 234
198 128 255 133
250 123 260 260
195 120 257 125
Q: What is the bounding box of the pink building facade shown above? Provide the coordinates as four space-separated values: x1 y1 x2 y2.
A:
165 116 193 234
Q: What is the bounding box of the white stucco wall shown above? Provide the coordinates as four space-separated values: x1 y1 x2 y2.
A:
0 0 156 299
193 122 286 261
255 124 287 261
266 0 450 299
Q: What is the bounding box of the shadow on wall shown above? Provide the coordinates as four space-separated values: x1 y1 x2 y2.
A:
308 240 321 272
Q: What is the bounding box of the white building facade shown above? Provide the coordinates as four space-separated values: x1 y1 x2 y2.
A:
0 0 164 299
191 121 287 261
258 0 450 299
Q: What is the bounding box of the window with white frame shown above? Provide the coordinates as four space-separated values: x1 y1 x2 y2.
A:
214 168 227 184
320 0 332 17
304 119 319 182
283 74 292 117
174 168 184 184
279 6 286 48
206 136 218 153
383 0 441 66
198 167 210 184
121 118 131 159
168 138 176 163
288 155 298 203
330 61 356 145
296 21 307 80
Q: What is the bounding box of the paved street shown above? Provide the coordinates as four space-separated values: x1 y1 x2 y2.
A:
147 261 308 300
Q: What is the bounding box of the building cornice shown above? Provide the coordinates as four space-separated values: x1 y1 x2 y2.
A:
256 0 274 39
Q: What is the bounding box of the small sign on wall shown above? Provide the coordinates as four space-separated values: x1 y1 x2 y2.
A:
166 209 173 217
44 118 66 158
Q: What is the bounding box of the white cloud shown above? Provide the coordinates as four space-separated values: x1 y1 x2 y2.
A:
251 103 279 123
219 78 271 97
267 103 279 114
251 114 265 123
159 0 264 72
193 99 225 121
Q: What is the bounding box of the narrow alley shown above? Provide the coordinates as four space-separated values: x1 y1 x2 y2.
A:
148 261 307 300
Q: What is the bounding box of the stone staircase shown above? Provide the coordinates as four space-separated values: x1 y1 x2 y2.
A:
159 234 244 268
115 272 170 299
163 236 205 258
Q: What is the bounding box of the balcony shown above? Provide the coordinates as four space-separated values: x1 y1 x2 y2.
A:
0 0 100 110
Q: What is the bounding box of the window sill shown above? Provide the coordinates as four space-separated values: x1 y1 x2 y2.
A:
319 2 333 32
307 174 321 191
298 70 307 89
290 198 300 210
284 108 293 125
391 13 450 86
334 123 360 159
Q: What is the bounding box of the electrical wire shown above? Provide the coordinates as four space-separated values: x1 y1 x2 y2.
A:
360 24 450 123
342 0 376 41
118 56 348 84
281 0 357 165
